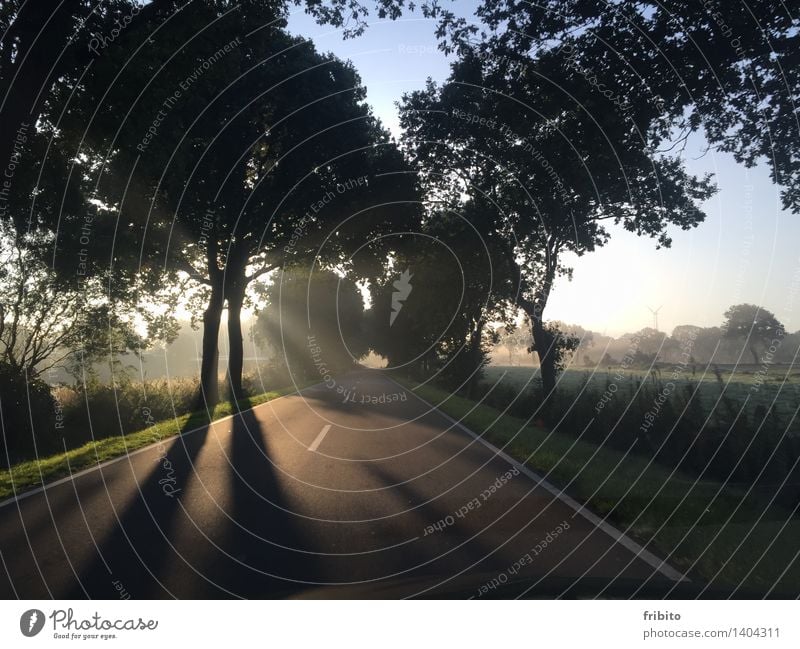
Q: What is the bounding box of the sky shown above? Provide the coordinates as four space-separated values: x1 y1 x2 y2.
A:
285 5 800 338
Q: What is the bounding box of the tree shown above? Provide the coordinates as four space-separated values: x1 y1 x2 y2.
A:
61 10 420 404
547 321 594 367
672 325 702 348
496 323 531 366
0 216 158 378
399 42 715 394
723 304 784 365
252 268 368 380
0 0 446 214
366 200 514 393
629 327 677 364
2 0 438 408
0 4 188 388
534 321 579 378
441 0 800 212
0 221 158 463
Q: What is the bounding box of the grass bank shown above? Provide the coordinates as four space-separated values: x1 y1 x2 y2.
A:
395 376 800 595
0 383 312 501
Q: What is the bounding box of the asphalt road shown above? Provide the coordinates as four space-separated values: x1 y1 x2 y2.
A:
0 370 683 599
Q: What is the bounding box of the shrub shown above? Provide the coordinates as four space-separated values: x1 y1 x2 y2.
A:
0 364 57 467
58 376 199 448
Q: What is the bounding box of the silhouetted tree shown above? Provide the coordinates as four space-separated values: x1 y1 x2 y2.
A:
399 42 716 394
62 10 419 403
723 304 785 365
253 268 368 379
367 200 514 392
439 0 800 211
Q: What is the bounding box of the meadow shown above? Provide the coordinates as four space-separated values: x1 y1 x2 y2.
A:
482 364 800 430
470 362 800 515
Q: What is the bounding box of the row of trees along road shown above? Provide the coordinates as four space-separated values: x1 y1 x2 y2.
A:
395 0 798 395
399 48 715 394
13 1 425 408
69 13 420 403
0 1 797 437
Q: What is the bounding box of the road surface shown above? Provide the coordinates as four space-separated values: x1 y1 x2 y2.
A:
0 370 683 598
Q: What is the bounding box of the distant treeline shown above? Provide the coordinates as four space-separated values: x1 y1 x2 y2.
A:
494 306 799 369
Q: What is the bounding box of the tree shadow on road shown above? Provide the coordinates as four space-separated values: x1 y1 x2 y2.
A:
201 400 321 597
69 398 323 598
363 461 518 588
67 413 213 598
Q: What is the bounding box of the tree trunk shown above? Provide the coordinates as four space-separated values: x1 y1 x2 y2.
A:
508 234 559 397
198 283 224 408
531 315 557 396
225 283 246 401
466 320 485 399
750 344 760 366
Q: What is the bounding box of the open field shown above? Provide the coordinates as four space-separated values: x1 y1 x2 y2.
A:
484 363 800 388
483 364 800 429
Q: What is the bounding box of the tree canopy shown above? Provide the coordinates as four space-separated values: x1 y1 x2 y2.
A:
723 303 785 365
48 8 421 401
399 37 716 393
253 268 368 380
439 0 800 210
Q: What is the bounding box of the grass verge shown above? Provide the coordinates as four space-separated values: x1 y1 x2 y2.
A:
0 383 313 501
395 376 800 595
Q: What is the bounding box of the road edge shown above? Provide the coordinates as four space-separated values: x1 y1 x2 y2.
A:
389 377 690 583
0 382 323 510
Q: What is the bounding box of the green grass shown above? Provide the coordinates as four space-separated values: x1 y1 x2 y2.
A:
395 375 800 595
483 364 800 389
0 383 312 501
483 365 800 424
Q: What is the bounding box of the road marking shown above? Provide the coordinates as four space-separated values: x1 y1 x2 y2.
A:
388 377 690 583
308 424 332 452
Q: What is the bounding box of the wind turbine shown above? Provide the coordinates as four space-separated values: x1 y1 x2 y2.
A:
647 305 663 332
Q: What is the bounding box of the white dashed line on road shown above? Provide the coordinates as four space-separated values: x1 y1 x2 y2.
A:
308 424 332 452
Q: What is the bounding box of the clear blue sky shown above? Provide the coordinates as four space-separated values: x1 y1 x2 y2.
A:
286 5 800 337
